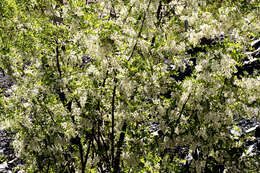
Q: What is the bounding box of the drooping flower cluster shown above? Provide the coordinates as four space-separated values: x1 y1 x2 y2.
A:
0 0 259 172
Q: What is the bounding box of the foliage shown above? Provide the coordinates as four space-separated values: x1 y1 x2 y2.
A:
0 0 259 172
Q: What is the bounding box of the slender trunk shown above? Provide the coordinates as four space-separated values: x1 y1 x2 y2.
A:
113 122 127 173
55 42 62 78
111 81 117 169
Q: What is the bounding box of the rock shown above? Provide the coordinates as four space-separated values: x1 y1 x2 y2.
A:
0 162 8 172
255 126 260 138
251 39 260 50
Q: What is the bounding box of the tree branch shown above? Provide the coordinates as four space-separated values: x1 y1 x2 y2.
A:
55 41 62 78
128 0 152 61
111 76 117 169
171 93 191 138
113 121 127 173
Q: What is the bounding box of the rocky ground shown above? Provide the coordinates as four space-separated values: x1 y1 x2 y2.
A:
237 117 260 157
0 131 23 173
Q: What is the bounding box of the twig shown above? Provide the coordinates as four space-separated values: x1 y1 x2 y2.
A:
171 93 191 137
55 40 62 78
128 0 152 61
111 75 117 169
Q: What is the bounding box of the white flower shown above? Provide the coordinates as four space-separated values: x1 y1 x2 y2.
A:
183 80 193 92
202 12 212 21
23 102 30 108
248 95 256 104
62 122 76 138
195 64 203 72
180 15 189 22
87 65 100 76
176 42 186 52
200 24 212 35
75 7 84 16
189 11 199 25
175 5 184 15
170 40 176 48
220 55 236 78
123 26 136 37
189 30 203 46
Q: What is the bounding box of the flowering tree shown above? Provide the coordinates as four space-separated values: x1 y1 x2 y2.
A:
0 0 259 172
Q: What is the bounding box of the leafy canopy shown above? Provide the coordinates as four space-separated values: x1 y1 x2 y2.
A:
0 0 259 172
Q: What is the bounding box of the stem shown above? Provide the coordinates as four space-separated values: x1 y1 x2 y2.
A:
78 140 85 173
128 0 152 61
113 121 127 173
55 40 62 78
172 93 191 137
178 93 191 123
111 78 117 169
83 139 92 169
156 0 162 25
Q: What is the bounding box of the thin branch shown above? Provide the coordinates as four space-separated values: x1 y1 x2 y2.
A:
92 127 110 167
123 5 133 24
113 121 127 173
78 140 85 173
156 0 162 25
177 93 191 125
55 40 62 78
83 138 92 169
151 0 162 47
128 0 152 61
171 93 191 138
77 134 93 173
111 75 117 169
